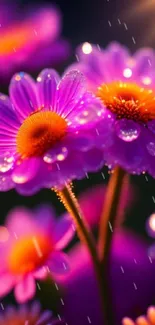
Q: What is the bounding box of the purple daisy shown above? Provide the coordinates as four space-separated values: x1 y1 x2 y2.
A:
68 42 155 175
0 69 104 195
0 205 74 303
0 301 63 325
0 1 70 83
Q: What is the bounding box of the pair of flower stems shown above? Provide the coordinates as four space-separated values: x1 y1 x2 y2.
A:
55 167 128 325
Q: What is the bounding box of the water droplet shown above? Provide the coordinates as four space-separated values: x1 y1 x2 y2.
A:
0 155 14 173
76 106 98 124
147 142 155 156
43 153 54 164
56 147 68 161
115 119 141 142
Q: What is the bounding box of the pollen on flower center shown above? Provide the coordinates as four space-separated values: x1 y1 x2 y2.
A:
8 234 52 274
16 111 67 158
97 81 155 122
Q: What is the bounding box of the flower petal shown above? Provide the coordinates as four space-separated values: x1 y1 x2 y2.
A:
12 157 41 185
0 174 14 191
134 48 155 78
66 91 103 129
54 216 75 250
9 72 38 122
14 274 36 303
0 273 14 297
37 69 60 110
56 70 86 117
6 207 36 236
33 267 47 280
48 252 70 275
36 310 53 325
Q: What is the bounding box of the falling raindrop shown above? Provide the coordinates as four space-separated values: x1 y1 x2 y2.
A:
147 142 155 156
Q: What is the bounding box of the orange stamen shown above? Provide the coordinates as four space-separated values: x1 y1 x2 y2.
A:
97 81 155 123
8 234 52 274
16 111 67 158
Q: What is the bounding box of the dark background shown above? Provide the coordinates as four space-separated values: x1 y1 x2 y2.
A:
1 0 155 241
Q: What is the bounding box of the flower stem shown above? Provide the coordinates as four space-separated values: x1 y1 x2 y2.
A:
98 167 128 263
54 184 109 325
98 166 128 325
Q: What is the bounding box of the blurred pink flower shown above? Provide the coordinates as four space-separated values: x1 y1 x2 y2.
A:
0 205 74 303
0 1 70 82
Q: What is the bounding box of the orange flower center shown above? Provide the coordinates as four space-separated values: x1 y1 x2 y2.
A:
0 26 30 55
97 81 155 123
16 111 67 158
8 234 52 274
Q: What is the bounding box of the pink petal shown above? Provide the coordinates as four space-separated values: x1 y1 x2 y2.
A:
6 207 36 237
48 252 70 275
14 274 36 303
33 267 47 279
54 216 75 250
0 273 15 297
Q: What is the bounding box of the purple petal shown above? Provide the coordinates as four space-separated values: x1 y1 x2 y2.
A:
56 70 86 117
48 252 69 275
36 310 53 325
12 157 41 184
83 148 104 172
35 205 56 232
134 48 155 78
14 274 36 303
0 273 15 297
105 42 130 80
9 72 38 122
0 174 14 191
53 216 75 250
66 91 103 129
37 69 60 110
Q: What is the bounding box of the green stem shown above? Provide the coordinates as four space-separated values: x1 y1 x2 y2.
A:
54 184 108 325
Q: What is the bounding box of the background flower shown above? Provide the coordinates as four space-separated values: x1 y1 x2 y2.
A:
0 205 74 303
0 301 62 325
0 0 70 83
68 42 155 176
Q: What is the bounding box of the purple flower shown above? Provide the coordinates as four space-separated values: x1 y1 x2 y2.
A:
0 301 62 325
0 205 74 303
0 69 104 195
68 42 155 175
0 2 70 83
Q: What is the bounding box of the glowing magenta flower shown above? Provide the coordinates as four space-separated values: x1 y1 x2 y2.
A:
69 42 155 175
0 69 103 194
0 301 62 325
122 306 155 325
0 205 74 303
0 2 70 82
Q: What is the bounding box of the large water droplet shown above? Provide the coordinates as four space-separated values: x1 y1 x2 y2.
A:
115 119 141 142
147 142 155 156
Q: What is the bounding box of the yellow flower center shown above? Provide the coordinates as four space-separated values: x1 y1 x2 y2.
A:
16 111 67 158
0 26 30 55
8 234 52 274
97 81 155 123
